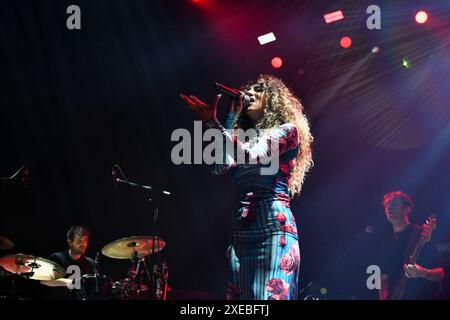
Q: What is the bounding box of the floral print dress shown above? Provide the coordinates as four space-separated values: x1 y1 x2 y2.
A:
206 113 301 300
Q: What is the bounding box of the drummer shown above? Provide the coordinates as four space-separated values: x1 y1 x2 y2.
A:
43 225 95 299
48 225 95 275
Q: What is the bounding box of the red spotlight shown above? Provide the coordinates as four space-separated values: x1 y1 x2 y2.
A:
271 57 283 69
415 11 428 24
340 36 352 49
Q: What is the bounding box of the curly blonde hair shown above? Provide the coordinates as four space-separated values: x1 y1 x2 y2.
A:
235 74 314 197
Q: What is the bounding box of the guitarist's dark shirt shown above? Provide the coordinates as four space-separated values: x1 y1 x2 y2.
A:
380 224 438 299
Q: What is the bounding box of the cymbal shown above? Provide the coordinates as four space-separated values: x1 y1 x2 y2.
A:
0 236 14 250
102 236 166 259
40 278 73 287
0 254 66 281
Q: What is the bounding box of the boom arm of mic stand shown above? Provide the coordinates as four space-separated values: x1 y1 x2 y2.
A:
115 178 171 196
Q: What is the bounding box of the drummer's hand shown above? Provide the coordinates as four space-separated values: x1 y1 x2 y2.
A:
179 93 221 122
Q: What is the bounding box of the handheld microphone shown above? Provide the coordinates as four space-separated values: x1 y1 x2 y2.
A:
214 83 252 107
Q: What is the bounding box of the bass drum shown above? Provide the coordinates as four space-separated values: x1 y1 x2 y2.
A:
76 274 113 300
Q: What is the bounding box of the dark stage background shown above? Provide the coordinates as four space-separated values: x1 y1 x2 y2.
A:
1 0 450 299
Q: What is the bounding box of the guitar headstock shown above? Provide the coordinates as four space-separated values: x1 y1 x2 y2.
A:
426 215 438 231
421 215 438 243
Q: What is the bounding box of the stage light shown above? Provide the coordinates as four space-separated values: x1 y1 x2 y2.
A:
258 32 276 45
340 36 352 49
323 10 344 24
402 57 412 69
320 287 328 295
271 57 283 69
191 0 209 6
415 11 428 24
371 46 380 53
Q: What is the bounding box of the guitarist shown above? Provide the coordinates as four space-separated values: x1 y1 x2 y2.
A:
379 191 444 300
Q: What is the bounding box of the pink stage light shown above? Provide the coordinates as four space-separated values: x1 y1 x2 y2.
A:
258 32 276 45
415 11 429 24
323 10 344 24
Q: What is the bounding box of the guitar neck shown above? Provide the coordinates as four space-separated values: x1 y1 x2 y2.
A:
389 223 434 300
408 231 427 264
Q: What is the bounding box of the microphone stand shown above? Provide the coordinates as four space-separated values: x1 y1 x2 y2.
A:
112 165 171 300
148 194 162 300
299 226 373 300
114 178 171 197
0 165 29 186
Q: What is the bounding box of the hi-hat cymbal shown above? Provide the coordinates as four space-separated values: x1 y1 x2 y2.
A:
0 254 66 281
0 236 14 250
102 236 166 259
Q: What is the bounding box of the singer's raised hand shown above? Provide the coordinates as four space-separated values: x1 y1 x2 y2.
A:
179 93 221 122
229 91 244 114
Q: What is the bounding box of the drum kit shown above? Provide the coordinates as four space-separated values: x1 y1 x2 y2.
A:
1 165 172 300
102 235 169 301
0 235 170 300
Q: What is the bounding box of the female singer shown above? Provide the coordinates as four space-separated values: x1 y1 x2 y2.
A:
180 75 313 300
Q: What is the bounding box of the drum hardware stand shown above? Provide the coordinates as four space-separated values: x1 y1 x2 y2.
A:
162 262 169 300
129 246 139 296
128 246 152 298
151 259 169 300
147 194 170 300
1 271 32 300
93 252 100 295
6 275 20 300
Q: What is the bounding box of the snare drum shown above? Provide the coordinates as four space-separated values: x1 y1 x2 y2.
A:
76 274 112 300
111 277 152 300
